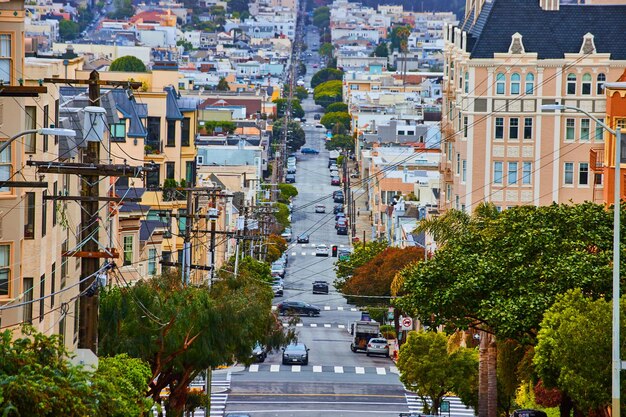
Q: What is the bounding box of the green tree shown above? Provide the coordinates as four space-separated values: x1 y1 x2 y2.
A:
373 42 389 57
324 133 354 152
311 68 343 89
321 111 350 131
326 102 348 113
216 77 230 91
274 98 305 119
227 0 249 14
200 120 237 135
335 240 388 289
275 202 291 229
110 56 147 72
314 80 343 108
295 86 308 101
390 25 412 51
534 289 626 416
398 331 479 414
319 42 334 60
312 6 330 29
278 183 298 202
59 19 80 41
99 269 288 417
108 0 134 19
272 118 306 152
176 39 194 52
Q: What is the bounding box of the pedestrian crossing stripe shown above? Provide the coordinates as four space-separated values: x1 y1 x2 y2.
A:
247 365 398 375
272 305 359 312
281 322 350 329
404 394 475 417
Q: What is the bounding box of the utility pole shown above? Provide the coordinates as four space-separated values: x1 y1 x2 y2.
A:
209 190 217 284
182 189 194 285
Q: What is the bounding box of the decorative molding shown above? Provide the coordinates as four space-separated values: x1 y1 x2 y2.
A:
508 33 525 55
580 33 596 55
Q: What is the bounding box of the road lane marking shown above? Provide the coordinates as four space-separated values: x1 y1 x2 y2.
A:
313 365 322 372
350 308 358 311
376 367 386 375
270 365 280 372
228 393 407 398
296 323 303 327
291 252 296 256
390 366 399 374
355 367 365 374
324 324 331 328
249 364 259 372
310 323 317 327
301 252 306 256
310 252 316 256
292 365 301 372
338 324 345 329
324 306 331 310
282 323 288 327
334 366 344 373
337 306 344 311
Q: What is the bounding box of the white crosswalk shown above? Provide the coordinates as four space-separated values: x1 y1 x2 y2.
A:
247 364 398 375
405 394 475 417
272 305 358 312
281 322 348 329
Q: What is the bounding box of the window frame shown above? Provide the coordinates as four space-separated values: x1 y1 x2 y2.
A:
42 190 47 237
463 116 468 138
23 277 33 324
565 118 576 141
525 73 535 95
597 73 606 95
166 120 176 147
522 161 532 185
581 73 592 95
580 118 590 141
496 73 505 95
109 120 126 142
24 106 37 154
148 248 157 276
579 162 589 186
507 161 518 185
166 161 175 180
564 162 574 185
493 161 503 185
464 71 469 94
524 117 533 140
24 192 35 239
509 117 519 140
0 33 13 85
181 117 191 147
123 235 133 266
461 159 467 183
0 244 11 297
510 73 521 95
566 73 577 95
495 117 504 140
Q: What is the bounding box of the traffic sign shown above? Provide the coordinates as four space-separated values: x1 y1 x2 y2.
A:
401 317 413 330
440 400 450 413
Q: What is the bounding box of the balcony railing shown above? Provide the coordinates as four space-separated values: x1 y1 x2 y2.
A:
589 147 605 171
145 142 163 156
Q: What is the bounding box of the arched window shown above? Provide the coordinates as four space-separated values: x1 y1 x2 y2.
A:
597 73 606 95
496 73 505 95
566 73 576 95
582 73 592 95
464 71 469 94
510 73 521 95
450 61 454 83
525 73 535 95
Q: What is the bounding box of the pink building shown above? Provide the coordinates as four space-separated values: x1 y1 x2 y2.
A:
441 0 626 212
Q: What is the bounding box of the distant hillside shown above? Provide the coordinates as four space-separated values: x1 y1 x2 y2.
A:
357 0 465 18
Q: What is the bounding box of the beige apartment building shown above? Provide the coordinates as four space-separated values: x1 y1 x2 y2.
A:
442 0 626 212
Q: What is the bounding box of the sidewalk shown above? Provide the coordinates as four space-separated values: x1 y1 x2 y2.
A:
347 159 372 247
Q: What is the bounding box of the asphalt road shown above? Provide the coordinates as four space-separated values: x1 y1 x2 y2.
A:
220 25 412 417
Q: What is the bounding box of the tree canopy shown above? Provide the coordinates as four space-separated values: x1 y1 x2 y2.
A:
295 86 308 101
59 19 80 41
216 77 230 91
109 56 147 72
272 118 306 152
278 183 298 202
314 80 343 108
325 102 348 113
274 98 305 119
319 42 334 59
325 134 354 153
373 42 389 57
312 6 330 29
335 240 388 290
398 331 479 414
108 0 134 19
200 120 236 135
320 111 350 131
311 68 343 89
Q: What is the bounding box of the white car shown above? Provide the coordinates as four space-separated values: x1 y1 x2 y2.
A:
315 244 329 257
315 204 326 213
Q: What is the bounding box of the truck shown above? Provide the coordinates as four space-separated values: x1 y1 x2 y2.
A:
328 150 339 167
350 320 381 352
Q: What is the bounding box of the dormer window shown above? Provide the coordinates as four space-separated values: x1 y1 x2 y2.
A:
0 34 11 84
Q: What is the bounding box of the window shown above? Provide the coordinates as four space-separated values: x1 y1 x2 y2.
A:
596 123 604 141
181 117 191 147
24 192 35 239
52 182 57 226
23 277 33 324
59 315 66 347
446 142 453 161
509 118 519 140
508 162 518 184
566 119 575 140
166 162 175 180
146 117 161 150
582 73 592 95
524 118 533 140
463 116 468 138
39 274 45 322
54 99 59 145
564 162 574 185
495 117 504 140
0 34 11 84
595 173 603 185
145 163 160 190
123 236 133 266
0 141 10 192
24 106 36 154
461 160 467 183
464 71 469 94
166 120 176 147
566 73 576 95
148 248 157 275
580 119 590 141
73 299 79 345
43 105 49 153
185 161 194 186
456 153 461 175
522 162 532 185
525 73 535 94
0 245 9 296
455 195 460 209
42 190 47 237
510 73 520 95
110 121 126 142
178 209 187 234
579 162 589 185
446 184 452 202
50 263 55 308
496 73 505 94
597 73 606 95
494 162 503 184
61 240 67 288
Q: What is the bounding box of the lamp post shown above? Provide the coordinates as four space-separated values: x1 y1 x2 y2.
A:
541 102 622 416
0 127 76 154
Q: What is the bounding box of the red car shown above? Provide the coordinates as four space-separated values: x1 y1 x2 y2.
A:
331 176 340 186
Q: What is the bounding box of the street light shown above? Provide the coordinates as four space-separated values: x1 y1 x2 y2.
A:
541 101 622 416
0 128 76 154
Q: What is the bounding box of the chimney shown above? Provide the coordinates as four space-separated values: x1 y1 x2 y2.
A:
539 0 560 11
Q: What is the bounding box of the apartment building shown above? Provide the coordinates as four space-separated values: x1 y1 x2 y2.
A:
442 0 626 212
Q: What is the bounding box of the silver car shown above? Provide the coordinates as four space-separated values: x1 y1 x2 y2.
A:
366 338 389 357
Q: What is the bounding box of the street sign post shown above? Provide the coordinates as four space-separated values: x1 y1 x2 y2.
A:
441 400 450 417
401 317 413 330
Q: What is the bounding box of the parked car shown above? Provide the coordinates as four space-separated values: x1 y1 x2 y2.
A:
271 262 285 278
277 301 321 316
333 191 344 203
366 338 390 357
282 343 310 365
315 204 326 213
329 164 338 171
316 244 329 256
287 166 297 174
279 252 288 265
285 174 296 183
336 218 347 229
301 147 319 154
287 156 297 164
314 114 321 120
252 343 268 362
333 204 344 214
336 212 346 221
281 228 292 242
331 176 341 186
312 280 329 294
272 278 284 297
337 225 348 235
297 233 310 243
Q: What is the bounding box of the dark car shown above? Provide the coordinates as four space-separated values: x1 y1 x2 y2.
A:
331 176 341 186
314 114 321 120
301 147 319 154
277 301 321 316
282 343 309 365
333 192 344 204
337 225 348 235
333 204 344 214
285 174 296 183
336 218 347 230
335 212 346 221
312 280 329 294
252 343 267 362
297 233 310 243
